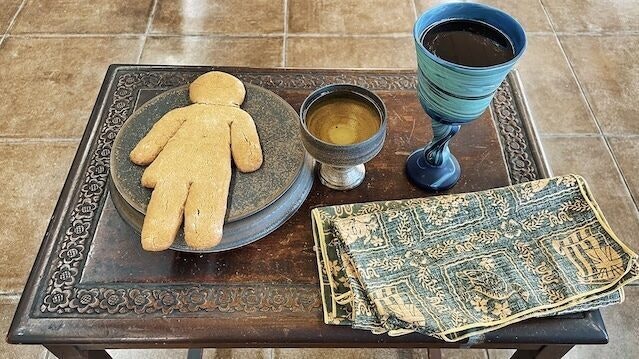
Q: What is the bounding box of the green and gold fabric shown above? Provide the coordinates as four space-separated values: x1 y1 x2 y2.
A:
312 174 638 341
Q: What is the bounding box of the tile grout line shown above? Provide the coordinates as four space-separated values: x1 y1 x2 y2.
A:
10 31 635 38
282 0 288 67
410 0 418 20
538 0 559 32
542 133 639 139
2 0 27 38
8 33 144 38
539 0 639 215
9 32 278 38
604 133 639 138
540 133 603 138
0 293 22 300
555 31 639 36
145 0 159 34
5 32 637 39
6 32 419 38
149 32 283 38
137 0 159 64
0 137 80 144
288 32 413 38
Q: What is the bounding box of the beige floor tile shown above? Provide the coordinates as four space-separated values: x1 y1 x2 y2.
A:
288 0 414 34
542 0 639 33
107 348 188 358
560 36 639 135
11 0 153 34
608 137 639 208
205 348 272 358
467 0 553 33
0 37 142 138
286 36 415 68
140 36 283 67
274 348 403 358
516 35 598 135
0 142 77 292
441 349 488 359
486 349 515 359
541 136 639 250
1 297 47 358
415 0 469 14
563 286 639 358
0 0 22 33
416 0 552 33
151 0 284 35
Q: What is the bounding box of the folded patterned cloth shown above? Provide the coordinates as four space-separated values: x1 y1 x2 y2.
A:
311 175 638 341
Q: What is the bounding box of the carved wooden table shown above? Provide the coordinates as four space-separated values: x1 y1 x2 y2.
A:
7 66 607 359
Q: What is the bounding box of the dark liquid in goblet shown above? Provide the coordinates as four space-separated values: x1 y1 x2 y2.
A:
421 19 515 67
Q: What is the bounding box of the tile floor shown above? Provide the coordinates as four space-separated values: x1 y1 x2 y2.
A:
0 0 637 358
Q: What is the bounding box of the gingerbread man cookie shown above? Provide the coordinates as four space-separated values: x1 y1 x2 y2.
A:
130 72 263 251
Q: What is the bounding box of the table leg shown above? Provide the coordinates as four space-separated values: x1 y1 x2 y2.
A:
510 345 573 359
45 345 112 359
186 348 204 359
428 348 442 359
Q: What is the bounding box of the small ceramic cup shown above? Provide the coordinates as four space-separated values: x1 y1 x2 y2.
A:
299 84 387 190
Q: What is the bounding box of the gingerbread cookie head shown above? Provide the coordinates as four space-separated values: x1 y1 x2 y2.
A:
189 71 246 106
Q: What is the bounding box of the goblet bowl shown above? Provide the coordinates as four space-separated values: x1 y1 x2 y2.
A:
300 84 387 190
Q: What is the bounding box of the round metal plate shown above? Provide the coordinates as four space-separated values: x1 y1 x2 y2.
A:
111 83 306 222
110 83 312 252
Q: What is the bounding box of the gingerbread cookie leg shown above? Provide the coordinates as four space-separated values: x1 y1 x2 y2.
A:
141 180 189 251
183 176 231 249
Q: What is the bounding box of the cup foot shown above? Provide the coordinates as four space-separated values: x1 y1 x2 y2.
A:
319 163 365 190
405 148 460 191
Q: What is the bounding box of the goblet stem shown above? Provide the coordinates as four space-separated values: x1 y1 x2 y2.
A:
405 119 461 191
423 121 461 167
319 163 365 191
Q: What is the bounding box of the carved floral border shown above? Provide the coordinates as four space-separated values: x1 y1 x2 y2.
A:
37 68 539 317
491 79 540 184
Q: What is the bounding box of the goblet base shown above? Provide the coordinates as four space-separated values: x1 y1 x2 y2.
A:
319 163 365 191
406 148 460 191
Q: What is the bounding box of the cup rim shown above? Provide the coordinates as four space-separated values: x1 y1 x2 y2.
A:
299 83 387 149
413 2 528 71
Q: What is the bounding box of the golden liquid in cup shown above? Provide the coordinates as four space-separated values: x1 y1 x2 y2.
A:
306 97 380 146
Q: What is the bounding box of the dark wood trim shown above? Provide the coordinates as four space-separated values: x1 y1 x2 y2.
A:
508 69 552 179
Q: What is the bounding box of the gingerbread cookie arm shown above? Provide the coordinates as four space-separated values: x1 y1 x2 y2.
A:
230 109 263 173
130 107 189 166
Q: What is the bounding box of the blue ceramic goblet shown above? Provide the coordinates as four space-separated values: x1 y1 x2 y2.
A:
406 3 526 191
